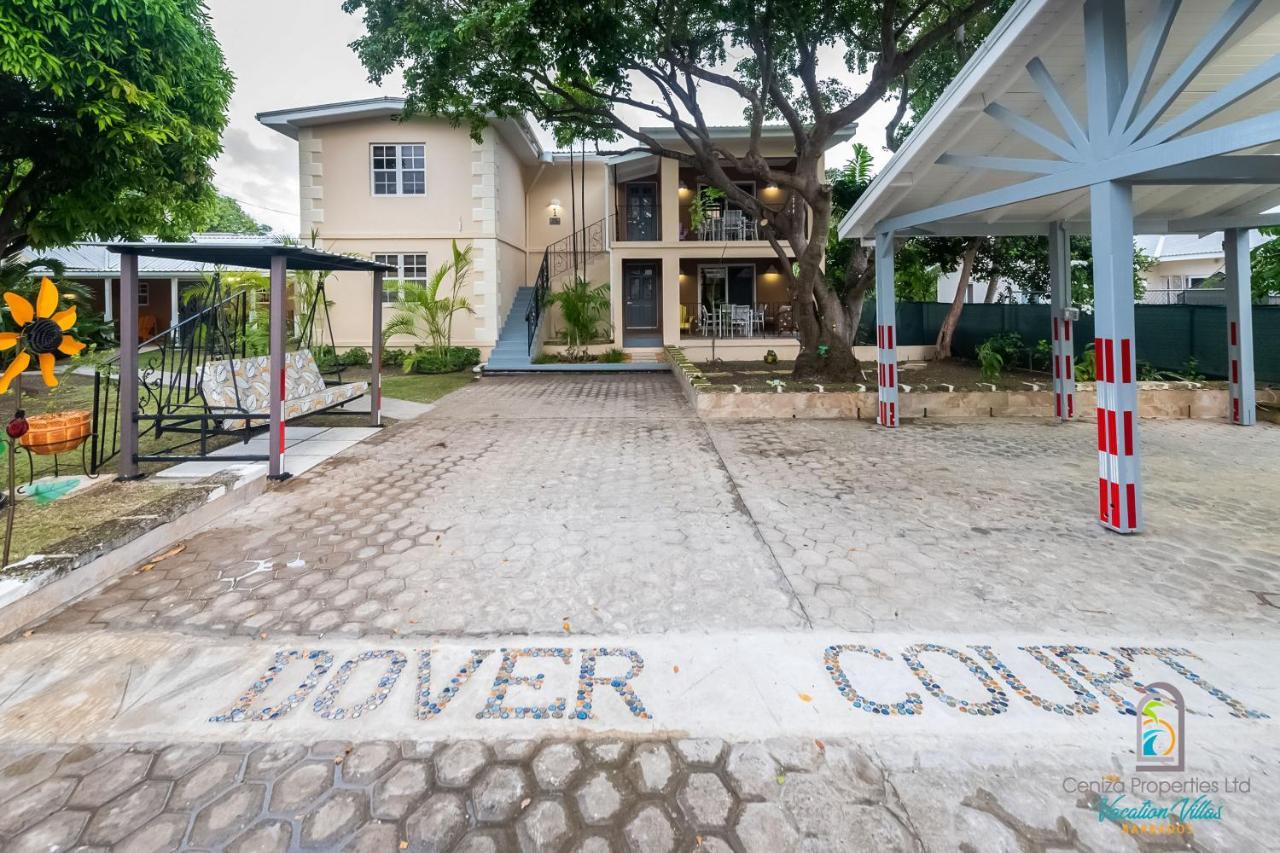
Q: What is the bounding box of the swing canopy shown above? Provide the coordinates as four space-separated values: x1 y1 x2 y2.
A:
105 242 394 481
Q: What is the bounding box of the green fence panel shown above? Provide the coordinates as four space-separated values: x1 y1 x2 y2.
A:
847 302 1276 382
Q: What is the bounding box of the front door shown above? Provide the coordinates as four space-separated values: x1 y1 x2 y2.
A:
625 183 658 240
623 261 661 346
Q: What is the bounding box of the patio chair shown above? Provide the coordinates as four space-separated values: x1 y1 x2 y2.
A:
753 306 766 335
723 210 746 241
731 304 753 337
698 304 717 336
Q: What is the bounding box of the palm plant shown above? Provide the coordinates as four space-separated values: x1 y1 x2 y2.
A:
546 276 610 359
382 242 475 356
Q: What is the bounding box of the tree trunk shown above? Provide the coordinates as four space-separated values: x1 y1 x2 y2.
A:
983 273 999 303
935 237 982 360
780 192 864 382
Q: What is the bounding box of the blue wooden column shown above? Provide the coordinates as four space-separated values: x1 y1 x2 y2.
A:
874 231 898 427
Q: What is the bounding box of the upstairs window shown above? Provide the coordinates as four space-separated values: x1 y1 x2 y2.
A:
373 252 430 301
371 143 426 195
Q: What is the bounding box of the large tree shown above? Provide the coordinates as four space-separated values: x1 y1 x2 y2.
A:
0 0 233 255
207 195 272 235
344 0 1002 380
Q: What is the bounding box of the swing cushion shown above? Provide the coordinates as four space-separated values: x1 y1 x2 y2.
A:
202 349 368 430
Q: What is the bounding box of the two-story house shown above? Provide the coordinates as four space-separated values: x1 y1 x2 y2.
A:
257 97 853 366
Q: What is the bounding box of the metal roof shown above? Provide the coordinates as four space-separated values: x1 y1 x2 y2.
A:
106 242 394 273
839 0 1280 239
25 235 270 276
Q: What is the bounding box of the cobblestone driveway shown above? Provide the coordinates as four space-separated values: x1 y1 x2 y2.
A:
2 375 1277 851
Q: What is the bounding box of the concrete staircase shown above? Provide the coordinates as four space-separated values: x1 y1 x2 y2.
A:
484 287 537 372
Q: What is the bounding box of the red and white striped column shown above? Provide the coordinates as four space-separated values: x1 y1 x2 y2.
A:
1090 182 1141 533
874 232 899 428
1223 228 1256 426
1048 222 1075 421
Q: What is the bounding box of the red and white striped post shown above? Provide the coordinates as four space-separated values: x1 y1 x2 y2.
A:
268 254 289 480
874 232 899 428
1090 182 1141 532
1048 222 1075 421
1223 228 1256 426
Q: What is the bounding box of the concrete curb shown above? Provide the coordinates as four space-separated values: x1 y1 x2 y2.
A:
0 475 267 641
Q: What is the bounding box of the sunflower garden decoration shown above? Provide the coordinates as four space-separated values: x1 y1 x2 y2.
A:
1 277 87 566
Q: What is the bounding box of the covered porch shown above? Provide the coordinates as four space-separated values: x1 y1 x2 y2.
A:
840 0 1280 533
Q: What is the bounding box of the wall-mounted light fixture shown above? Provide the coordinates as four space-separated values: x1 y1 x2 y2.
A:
548 198 562 225
677 180 692 200
764 263 780 277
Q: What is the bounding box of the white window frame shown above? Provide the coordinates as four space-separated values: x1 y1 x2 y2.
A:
137 281 150 306
370 143 426 196
373 252 430 302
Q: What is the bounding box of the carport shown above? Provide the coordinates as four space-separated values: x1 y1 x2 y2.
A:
839 0 1280 533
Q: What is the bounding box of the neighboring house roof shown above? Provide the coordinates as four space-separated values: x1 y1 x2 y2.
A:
839 0 1280 239
256 96 545 165
1136 231 1273 263
23 234 272 277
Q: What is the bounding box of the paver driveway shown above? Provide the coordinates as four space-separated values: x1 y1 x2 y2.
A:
0 374 1277 852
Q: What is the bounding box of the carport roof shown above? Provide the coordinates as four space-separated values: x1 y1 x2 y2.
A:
839 0 1280 239
107 242 395 273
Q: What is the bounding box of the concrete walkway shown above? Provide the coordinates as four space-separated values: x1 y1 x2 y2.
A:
0 375 1277 851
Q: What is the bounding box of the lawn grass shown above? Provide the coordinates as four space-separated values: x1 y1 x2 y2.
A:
338 366 476 404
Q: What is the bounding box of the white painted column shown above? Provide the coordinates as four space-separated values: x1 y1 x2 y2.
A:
874 232 899 428
104 277 114 322
1090 181 1141 533
1048 222 1075 421
268 255 289 480
1223 228 1256 425
169 277 179 330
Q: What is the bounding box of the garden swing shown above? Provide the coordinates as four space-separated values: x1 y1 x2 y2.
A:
90 243 392 478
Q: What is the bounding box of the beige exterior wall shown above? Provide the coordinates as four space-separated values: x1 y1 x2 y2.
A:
297 115 533 352
285 113 826 354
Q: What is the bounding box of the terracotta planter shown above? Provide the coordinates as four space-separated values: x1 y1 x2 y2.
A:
19 410 91 456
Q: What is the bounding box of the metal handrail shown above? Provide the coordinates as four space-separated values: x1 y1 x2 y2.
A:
525 252 550 354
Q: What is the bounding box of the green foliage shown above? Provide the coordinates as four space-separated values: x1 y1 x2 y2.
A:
545 277 610 358
340 346 370 367
599 348 626 364
531 353 559 365
206 196 271 235
0 0 233 254
381 348 408 368
979 332 1027 373
1251 227 1280 302
975 340 1004 381
403 346 479 374
1032 338 1052 372
311 344 338 371
825 144 877 296
1075 344 1096 382
382 241 475 356
688 187 725 234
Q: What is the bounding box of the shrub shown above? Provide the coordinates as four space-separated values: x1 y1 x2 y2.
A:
1075 344 1095 381
531 353 559 364
404 345 480 374
339 346 370 367
975 339 1004 380
599 348 626 363
382 348 407 368
311 344 338 371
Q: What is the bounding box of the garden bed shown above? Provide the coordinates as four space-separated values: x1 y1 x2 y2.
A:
666 349 1270 421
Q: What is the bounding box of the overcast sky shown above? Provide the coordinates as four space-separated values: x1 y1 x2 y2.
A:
206 0 900 235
